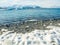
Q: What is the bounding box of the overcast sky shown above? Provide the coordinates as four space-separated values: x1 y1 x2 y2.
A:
0 0 60 8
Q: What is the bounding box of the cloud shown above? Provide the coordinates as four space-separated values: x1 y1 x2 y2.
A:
0 0 60 8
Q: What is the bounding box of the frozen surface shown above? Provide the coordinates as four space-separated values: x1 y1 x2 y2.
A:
0 26 60 45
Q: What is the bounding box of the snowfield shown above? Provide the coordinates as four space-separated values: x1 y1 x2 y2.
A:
0 25 60 45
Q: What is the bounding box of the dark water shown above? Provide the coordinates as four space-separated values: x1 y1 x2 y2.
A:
0 8 60 24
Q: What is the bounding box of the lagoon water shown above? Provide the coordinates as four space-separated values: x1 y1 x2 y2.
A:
0 8 60 24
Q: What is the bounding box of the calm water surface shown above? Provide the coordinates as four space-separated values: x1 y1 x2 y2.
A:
0 8 60 24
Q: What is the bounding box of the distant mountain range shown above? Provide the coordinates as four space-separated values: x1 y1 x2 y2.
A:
0 5 41 10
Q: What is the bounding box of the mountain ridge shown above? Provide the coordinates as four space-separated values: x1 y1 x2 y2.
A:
0 5 41 10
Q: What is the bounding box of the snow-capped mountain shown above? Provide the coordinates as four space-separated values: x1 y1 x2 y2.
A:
0 5 41 10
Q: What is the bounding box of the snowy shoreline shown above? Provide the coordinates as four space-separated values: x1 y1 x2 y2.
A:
0 25 60 45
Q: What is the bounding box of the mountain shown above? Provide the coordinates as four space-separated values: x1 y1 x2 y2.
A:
18 5 41 9
0 5 41 10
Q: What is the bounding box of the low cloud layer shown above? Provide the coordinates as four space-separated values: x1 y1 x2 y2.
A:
0 0 60 8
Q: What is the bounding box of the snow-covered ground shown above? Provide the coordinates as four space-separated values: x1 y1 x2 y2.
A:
0 25 60 45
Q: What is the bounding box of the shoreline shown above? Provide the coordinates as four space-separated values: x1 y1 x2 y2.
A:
0 19 60 33
0 25 60 45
